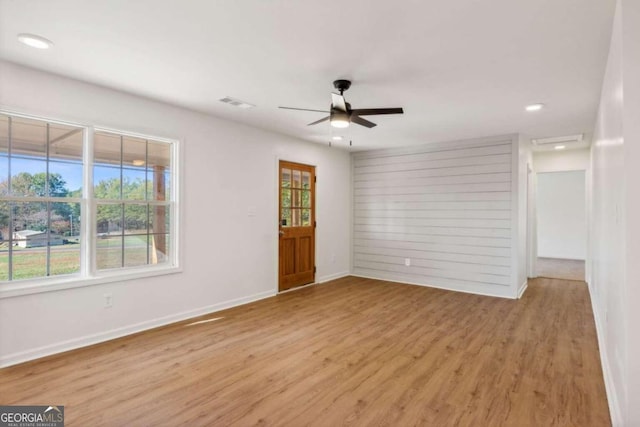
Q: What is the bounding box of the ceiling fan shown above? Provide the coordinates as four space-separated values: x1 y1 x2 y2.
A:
279 80 404 129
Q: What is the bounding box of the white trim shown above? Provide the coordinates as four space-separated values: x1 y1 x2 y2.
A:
317 271 350 284
589 285 622 426
518 280 528 299
0 289 275 368
277 282 318 294
351 273 516 299
510 136 521 298
277 272 350 294
0 266 182 299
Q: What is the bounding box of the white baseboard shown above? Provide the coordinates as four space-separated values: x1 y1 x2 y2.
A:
0 289 276 368
589 286 622 426
518 281 528 299
350 273 516 299
317 271 350 284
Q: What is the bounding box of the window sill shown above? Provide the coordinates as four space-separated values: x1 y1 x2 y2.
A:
0 266 183 299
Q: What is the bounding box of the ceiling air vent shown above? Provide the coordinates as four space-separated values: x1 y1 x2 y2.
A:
219 97 255 109
532 134 583 146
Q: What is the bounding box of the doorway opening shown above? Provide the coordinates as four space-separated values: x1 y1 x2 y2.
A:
535 170 587 281
278 160 316 292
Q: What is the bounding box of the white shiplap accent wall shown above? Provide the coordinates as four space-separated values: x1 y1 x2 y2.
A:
352 135 520 298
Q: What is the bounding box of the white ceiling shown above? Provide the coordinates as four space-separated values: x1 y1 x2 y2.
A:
0 0 616 151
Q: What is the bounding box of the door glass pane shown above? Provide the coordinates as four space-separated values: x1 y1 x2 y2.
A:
97 203 123 235
302 209 311 226
281 189 291 209
291 208 301 227
302 172 311 189
124 234 148 267
292 170 301 188
302 190 311 208
97 237 123 270
292 190 301 207
281 168 291 188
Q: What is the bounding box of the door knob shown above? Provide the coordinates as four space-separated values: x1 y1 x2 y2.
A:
279 230 285 236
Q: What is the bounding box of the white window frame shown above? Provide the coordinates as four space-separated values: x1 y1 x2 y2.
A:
0 111 181 299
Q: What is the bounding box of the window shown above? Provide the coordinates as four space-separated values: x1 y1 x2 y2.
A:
0 112 177 288
93 131 171 270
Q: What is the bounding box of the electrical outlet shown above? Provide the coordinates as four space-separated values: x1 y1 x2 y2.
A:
331 253 336 264
405 258 411 266
104 293 113 308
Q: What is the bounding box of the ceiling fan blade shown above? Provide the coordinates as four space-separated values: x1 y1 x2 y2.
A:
279 106 330 113
351 116 377 128
351 108 404 116
331 93 347 112
307 116 330 126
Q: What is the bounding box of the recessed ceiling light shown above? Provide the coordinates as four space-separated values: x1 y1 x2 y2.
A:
525 103 545 112
132 159 145 166
554 145 566 150
332 136 343 141
17 33 53 49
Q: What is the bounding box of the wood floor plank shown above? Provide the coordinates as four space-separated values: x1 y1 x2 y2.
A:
0 276 610 426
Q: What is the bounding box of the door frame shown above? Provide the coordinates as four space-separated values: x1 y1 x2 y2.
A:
274 156 318 293
529 167 589 279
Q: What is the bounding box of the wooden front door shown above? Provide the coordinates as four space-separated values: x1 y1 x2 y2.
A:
279 161 315 291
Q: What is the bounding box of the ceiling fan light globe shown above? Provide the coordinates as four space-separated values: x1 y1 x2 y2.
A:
331 118 350 128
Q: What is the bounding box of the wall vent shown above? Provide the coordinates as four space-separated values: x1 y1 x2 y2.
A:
532 134 583 146
219 97 255 109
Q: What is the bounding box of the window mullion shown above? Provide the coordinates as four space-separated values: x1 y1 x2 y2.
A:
84 126 95 278
46 123 51 277
7 116 12 281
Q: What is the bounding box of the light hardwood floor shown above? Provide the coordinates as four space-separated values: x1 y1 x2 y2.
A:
0 276 610 426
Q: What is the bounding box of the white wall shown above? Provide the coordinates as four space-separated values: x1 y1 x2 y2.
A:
621 0 640 424
0 61 352 367
533 148 590 172
590 0 640 424
352 134 524 299
536 171 586 260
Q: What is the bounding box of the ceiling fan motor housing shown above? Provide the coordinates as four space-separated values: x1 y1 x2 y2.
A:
333 79 352 94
